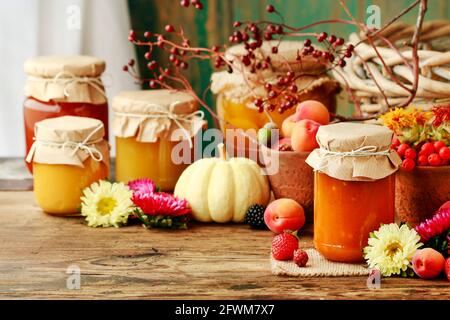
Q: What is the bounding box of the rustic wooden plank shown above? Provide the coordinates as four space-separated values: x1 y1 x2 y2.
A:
0 191 448 299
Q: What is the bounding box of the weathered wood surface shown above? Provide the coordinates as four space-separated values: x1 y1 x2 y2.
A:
0 191 448 300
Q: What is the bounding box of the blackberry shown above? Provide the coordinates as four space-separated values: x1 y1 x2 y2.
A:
244 204 267 229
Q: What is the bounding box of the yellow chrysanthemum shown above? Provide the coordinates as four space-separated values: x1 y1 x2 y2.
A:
379 108 416 132
80 180 134 228
363 224 422 277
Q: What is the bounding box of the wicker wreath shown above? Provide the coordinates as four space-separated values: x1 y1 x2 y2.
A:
332 21 450 115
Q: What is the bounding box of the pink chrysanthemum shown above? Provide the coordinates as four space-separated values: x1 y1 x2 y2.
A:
128 178 156 195
132 192 191 217
415 208 450 243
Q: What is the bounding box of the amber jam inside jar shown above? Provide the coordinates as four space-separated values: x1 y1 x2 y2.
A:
314 172 395 263
23 97 108 172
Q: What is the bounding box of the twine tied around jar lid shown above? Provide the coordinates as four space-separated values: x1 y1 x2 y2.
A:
26 116 109 167
306 123 402 181
112 90 206 147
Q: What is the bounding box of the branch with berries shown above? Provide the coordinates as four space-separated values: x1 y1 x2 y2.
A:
124 0 431 124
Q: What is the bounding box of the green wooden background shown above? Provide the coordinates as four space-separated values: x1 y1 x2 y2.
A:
127 0 450 127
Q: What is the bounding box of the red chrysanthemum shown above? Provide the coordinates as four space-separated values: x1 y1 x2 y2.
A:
132 192 191 217
432 105 450 127
415 207 450 243
128 178 156 195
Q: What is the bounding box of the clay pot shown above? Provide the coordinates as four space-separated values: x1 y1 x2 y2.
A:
395 166 450 226
260 147 314 222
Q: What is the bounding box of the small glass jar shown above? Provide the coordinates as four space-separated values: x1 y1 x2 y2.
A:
23 56 109 172
113 90 205 191
306 123 401 263
211 40 340 132
26 116 110 215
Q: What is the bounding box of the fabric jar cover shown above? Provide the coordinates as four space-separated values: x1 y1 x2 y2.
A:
306 122 402 181
26 116 109 168
112 90 206 143
24 55 107 104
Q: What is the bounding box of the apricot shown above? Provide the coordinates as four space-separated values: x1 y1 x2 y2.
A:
291 119 320 152
264 198 305 234
281 115 297 138
412 248 446 280
294 100 330 125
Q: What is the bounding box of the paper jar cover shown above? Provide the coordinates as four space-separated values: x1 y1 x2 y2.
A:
24 56 107 104
112 90 206 143
26 116 109 168
305 122 402 181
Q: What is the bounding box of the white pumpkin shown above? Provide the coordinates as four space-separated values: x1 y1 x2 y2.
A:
174 143 270 223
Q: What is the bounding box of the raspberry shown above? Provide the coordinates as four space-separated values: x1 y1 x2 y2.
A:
271 233 298 260
293 249 309 267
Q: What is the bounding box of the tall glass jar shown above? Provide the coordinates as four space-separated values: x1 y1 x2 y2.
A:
23 56 109 172
112 90 205 191
306 123 402 263
26 116 110 215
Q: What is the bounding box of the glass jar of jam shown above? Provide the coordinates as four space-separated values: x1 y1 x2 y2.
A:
306 123 401 263
211 40 340 132
23 56 109 172
26 116 110 215
112 90 205 191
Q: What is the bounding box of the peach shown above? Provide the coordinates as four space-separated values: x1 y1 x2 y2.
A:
294 100 330 125
412 248 446 279
281 115 297 138
264 198 305 234
291 119 320 152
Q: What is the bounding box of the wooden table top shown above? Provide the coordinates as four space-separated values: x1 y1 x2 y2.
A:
1 190 449 300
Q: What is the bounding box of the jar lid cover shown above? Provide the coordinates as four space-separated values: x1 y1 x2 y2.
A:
306 123 401 181
112 90 206 143
24 56 105 78
26 116 109 167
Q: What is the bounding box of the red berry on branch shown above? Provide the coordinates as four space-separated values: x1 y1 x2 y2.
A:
328 35 337 43
271 46 278 54
195 2 203 10
264 32 273 41
275 25 283 34
144 52 151 60
304 39 311 47
335 37 345 46
144 31 152 38
338 59 346 67
266 4 275 13
401 158 415 171
180 0 189 7
128 59 135 66
180 61 188 69
165 24 175 32
233 21 241 28
242 55 251 66
347 44 354 52
147 61 158 70
428 153 441 167
289 85 298 93
149 80 157 88
344 51 352 58
122 65 128 72
264 83 272 91
317 32 327 42
158 75 165 82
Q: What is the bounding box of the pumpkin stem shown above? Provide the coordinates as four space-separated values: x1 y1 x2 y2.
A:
218 143 228 160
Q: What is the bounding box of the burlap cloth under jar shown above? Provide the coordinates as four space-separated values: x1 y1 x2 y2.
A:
211 40 340 105
26 116 109 167
24 56 107 104
112 90 206 143
306 123 402 181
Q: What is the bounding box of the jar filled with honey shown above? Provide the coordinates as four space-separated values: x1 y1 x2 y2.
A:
26 116 110 215
306 123 402 263
23 56 109 172
112 90 205 191
211 40 340 132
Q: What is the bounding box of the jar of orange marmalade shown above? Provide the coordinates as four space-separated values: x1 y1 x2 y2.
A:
112 90 205 191
26 116 110 215
23 56 109 172
211 40 340 132
306 123 402 263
